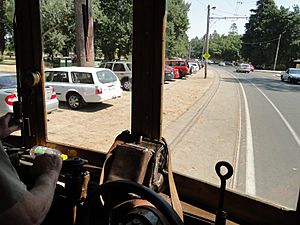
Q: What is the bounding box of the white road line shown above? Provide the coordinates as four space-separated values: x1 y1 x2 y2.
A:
249 81 300 148
239 79 256 195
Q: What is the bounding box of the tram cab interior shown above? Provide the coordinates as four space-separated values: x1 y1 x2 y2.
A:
3 0 300 224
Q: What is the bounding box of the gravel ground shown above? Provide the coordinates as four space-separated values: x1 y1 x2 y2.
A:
0 64 214 153
45 70 214 153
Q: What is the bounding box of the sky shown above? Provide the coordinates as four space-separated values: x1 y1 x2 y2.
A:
186 0 298 40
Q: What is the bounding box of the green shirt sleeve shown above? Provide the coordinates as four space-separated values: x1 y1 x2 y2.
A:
0 142 27 213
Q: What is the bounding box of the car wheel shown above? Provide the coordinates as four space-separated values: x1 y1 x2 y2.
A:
288 77 291 83
122 79 132 91
67 93 84 109
281 75 284 81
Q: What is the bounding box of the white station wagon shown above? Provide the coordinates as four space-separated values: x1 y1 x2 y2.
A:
45 67 122 109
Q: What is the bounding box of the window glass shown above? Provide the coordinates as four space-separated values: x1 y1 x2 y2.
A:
96 70 117 83
71 72 94 84
105 63 113 70
52 71 69 82
113 63 125 71
126 63 132 71
35 0 299 211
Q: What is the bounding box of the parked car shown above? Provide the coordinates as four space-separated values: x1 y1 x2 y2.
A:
281 68 300 84
171 67 180 79
165 59 190 78
250 64 255 72
99 61 132 91
188 62 200 73
0 73 59 116
164 65 174 81
45 67 122 109
236 63 251 73
218 62 226 66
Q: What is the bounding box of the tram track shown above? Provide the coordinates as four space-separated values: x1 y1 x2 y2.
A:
165 69 221 151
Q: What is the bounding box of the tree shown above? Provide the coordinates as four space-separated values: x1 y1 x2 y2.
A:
189 36 204 59
241 0 300 69
208 30 242 62
0 0 6 57
74 0 95 66
165 0 190 59
229 23 238 35
93 0 133 61
41 0 75 61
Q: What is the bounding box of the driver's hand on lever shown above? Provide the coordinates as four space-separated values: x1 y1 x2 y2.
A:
0 113 62 225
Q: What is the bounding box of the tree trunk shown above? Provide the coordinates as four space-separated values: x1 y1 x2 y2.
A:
74 0 95 67
0 0 5 56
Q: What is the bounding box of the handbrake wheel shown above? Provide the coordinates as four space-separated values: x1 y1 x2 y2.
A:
76 180 184 225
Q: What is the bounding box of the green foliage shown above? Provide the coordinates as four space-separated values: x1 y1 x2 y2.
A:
208 30 242 62
242 0 300 69
189 36 204 59
166 0 190 59
2 0 191 62
41 0 75 59
94 0 133 61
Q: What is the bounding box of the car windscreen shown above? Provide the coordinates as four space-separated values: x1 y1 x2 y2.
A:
290 69 300 74
0 75 17 89
96 70 118 84
240 64 250 68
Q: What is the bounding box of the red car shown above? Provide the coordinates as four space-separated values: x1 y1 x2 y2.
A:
173 68 180 79
250 64 255 72
165 59 189 78
164 65 180 79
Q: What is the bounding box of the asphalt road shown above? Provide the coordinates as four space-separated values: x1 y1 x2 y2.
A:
219 65 300 209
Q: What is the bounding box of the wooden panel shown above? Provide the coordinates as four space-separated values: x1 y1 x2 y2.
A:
14 0 46 147
131 0 166 140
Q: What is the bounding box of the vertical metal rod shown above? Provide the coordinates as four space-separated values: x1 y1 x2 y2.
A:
204 5 210 79
273 34 281 71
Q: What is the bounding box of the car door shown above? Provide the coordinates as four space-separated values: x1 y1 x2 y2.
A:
70 71 95 102
45 71 69 101
284 69 289 80
112 62 128 81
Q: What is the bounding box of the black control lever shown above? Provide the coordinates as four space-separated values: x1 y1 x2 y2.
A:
215 161 233 225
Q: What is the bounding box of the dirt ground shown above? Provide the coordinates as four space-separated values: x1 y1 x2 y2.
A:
45 70 214 153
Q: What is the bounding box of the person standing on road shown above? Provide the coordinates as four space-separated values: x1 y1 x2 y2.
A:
0 113 62 225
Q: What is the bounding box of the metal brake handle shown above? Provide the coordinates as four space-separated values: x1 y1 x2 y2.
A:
215 161 233 180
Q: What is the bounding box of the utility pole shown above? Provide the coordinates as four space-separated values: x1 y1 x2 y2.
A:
273 34 281 70
204 5 210 79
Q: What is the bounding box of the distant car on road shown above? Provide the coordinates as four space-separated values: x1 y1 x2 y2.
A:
250 64 255 72
281 68 300 84
0 73 59 116
218 62 226 66
236 63 251 73
45 67 122 109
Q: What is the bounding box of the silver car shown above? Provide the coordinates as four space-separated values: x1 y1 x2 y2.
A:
100 61 132 91
281 68 300 84
0 73 59 116
45 67 123 109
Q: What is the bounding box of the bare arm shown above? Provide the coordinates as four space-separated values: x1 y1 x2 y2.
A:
0 154 62 225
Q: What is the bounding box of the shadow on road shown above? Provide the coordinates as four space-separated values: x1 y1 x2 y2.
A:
220 76 300 93
58 102 113 112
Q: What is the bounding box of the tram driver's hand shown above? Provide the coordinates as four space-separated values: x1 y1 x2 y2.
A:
31 154 63 179
0 113 20 138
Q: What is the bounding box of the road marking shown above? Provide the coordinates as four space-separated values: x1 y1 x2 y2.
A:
249 81 300 148
239 79 256 195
